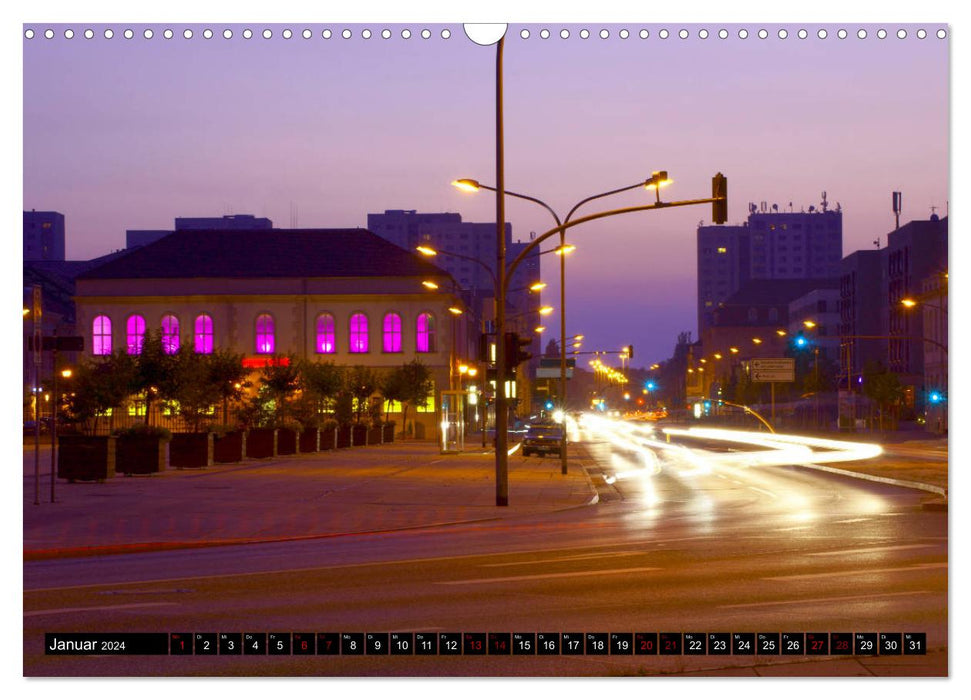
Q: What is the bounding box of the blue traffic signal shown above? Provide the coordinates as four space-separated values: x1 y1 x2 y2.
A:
794 335 808 348
645 381 657 391
929 391 944 404
544 400 555 410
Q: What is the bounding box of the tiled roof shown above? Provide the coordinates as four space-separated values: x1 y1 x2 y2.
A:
76 229 447 280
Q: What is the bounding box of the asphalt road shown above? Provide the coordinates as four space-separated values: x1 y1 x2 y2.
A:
23 430 947 677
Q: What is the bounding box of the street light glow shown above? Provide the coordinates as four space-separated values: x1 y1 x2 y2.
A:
644 170 672 190
416 245 437 256
538 306 554 316
529 281 547 291
448 307 463 315
534 326 546 333
451 178 481 193
803 320 817 328
554 244 576 256
901 298 918 308
422 280 439 290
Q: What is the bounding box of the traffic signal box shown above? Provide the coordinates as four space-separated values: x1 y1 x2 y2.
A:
712 173 728 224
503 332 534 379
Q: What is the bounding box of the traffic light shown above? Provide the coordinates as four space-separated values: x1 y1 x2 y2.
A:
503 332 534 372
712 172 728 224
478 333 494 363
626 345 634 360
793 334 809 349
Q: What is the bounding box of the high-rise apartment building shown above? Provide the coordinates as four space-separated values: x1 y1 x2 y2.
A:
24 210 66 261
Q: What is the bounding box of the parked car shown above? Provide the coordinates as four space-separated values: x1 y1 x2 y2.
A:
522 423 564 457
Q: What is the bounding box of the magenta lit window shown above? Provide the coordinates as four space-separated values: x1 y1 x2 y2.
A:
416 312 436 353
316 313 336 354
349 313 369 353
194 314 213 354
383 312 402 353
255 314 275 354
92 315 112 356
161 314 180 354
126 315 146 355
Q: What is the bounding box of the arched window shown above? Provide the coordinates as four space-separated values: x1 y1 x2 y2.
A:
383 312 403 353
747 307 758 322
416 312 436 353
194 314 214 354
161 314 180 354
92 315 112 356
126 315 146 355
349 313 369 353
255 314 275 354
316 313 336 354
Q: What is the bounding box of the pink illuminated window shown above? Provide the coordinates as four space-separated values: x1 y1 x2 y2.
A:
126 315 146 355
416 313 436 353
349 313 369 353
316 313 336 354
92 315 112 356
255 314 275 354
161 314 180 354
194 314 213 354
383 313 402 353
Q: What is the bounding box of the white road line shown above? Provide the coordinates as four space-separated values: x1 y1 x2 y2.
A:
764 562 946 581
24 602 177 617
480 551 643 568
807 544 937 557
747 486 778 499
833 518 871 524
720 590 933 609
436 567 662 585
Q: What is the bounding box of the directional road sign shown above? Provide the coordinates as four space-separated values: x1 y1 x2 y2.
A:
750 358 795 383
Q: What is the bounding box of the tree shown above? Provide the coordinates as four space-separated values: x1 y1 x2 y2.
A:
544 338 561 359
207 349 249 425
397 359 434 438
65 351 136 433
862 360 905 431
164 343 215 432
296 360 344 427
132 329 174 425
258 355 301 426
379 367 406 423
348 365 378 423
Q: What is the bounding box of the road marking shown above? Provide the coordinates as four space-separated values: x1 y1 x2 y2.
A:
720 590 933 609
24 602 177 617
480 551 643 567
807 544 937 557
436 566 662 585
764 562 946 581
833 518 871 524
773 526 812 532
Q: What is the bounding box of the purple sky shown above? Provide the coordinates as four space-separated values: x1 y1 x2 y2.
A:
22 23 948 365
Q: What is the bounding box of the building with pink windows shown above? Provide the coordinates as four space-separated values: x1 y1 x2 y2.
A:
73 228 474 439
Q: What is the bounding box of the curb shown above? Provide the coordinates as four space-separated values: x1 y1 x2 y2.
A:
795 462 947 504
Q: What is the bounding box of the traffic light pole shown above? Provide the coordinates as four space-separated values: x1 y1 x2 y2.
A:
494 37 509 507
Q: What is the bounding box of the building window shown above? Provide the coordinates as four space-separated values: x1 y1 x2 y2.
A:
161 314 180 354
349 313 369 353
255 314 275 354
316 313 336 354
748 307 758 322
92 315 112 356
383 312 403 353
416 313 436 353
194 314 214 354
126 315 146 355
768 308 779 322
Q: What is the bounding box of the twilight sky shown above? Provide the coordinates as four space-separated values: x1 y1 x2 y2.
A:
22 22 948 365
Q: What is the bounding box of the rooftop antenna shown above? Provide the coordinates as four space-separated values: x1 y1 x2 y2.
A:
821 191 828 212
892 191 902 230
874 237 881 249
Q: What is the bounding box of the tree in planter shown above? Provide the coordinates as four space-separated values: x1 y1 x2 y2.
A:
132 329 174 426
333 389 355 428
296 360 344 427
65 351 136 434
259 354 301 426
398 359 434 439
165 342 215 433
207 349 249 426
348 365 378 423
862 360 905 431
379 367 406 423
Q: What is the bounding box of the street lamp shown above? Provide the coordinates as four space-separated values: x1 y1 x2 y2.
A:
453 174 667 477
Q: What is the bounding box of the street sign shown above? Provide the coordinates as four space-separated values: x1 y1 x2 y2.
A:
750 358 795 383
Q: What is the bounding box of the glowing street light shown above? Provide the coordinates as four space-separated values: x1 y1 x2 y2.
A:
448 307 463 316
554 244 576 256
416 245 437 257
422 280 439 290
529 281 547 292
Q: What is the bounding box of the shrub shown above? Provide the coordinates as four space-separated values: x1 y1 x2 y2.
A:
113 423 172 441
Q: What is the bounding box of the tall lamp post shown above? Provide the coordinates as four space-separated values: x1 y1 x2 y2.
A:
452 172 670 476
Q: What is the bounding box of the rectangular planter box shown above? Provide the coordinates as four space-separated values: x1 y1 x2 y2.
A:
298 429 319 453
57 434 116 482
170 433 213 469
214 431 245 463
116 436 168 475
382 423 395 443
351 425 368 447
246 428 277 459
277 428 298 455
319 428 337 451
367 426 383 445
336 426 352 449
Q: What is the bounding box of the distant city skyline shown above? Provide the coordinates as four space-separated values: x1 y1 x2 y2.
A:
22 22 948 364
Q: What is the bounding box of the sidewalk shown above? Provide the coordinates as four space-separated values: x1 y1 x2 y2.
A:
22 441 597 560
